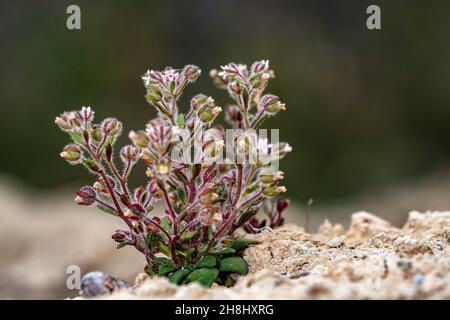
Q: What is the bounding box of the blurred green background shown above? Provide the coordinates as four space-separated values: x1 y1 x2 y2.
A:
1 0 450 205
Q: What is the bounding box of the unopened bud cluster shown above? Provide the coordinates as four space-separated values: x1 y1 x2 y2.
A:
55 60 291 288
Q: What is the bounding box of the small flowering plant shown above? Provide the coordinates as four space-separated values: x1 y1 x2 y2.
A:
55 60 291 287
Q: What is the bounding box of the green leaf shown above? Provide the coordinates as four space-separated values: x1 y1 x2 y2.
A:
96 204 117 215
160 217 173 233
186 268 219 287
99 135 114 156
177 187 187 204
195 255 217 268
228 238 260 250
185 248 195 262
154 257 172 266
146 206 154 213
68 132 84 144
158 242 171 258
82 159 100 172
174 171 188 184
181 230 199 240
159 263 176 276
177 113 185 128
168 269 191 284
116 242 129 249
219 257 248 275
146 232 155 251
197 242 208 255
210 247 236 255
207 225 213 239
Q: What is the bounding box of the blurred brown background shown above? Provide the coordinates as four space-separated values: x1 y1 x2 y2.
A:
0 0 449 299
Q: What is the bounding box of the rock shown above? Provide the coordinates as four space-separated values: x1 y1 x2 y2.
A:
79 271 129 298
316 220 345 242
326 236 345 248
345 211 400 245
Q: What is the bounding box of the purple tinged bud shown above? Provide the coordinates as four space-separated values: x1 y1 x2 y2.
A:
77 106 94 123
75 186 96 206
120 145 139 163
111 230 130 242
55 112 73 131
250 60 269 74
183 64 201 81
93 175 115 193
101 118 121 135
228 81 242 95
148 180 162 199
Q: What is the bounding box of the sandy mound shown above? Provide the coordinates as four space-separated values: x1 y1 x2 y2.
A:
79 210 450 299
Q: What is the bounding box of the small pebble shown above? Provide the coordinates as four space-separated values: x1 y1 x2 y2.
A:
80 271 129 298
434 240 445 250
414 274 425 287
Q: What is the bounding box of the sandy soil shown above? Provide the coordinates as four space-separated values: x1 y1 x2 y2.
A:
83 210 450 299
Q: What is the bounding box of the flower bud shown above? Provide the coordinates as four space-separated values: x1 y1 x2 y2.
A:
134 186 149 205
75 186 96 206
60 144 81 164
142 70 162 87
120 145 139 163
251 60 269 74
228 81 242 95
128 130 149 148
148 180 163 198
262 185 287 197
210 68 229 89
77 106 94 123
259 94 285 115
183 64 201 81
67 111 82 129
203 139 224 159
198 105 222 123
219 63 248 83
141 149 156 166
93 175 115 193
190 94 208 111
145 216 161 233
55 112 73 131
145 86 163 104
111 230 130 243
272 142 292 159
261 170 284 184
101 118 122 136
267 100 286 114
90 124 103 142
